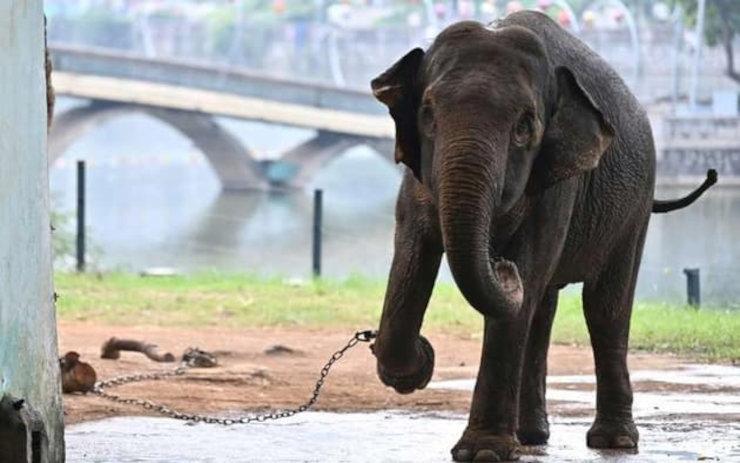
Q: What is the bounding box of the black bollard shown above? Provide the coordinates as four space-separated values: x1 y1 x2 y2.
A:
683 268 700 308
312 189 323 278
76 160 86 272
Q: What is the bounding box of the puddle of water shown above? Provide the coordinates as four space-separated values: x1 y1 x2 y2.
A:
431 366 740 416
431 381 740 416
545 365 740 388
66 366 740 461
66 411 740 462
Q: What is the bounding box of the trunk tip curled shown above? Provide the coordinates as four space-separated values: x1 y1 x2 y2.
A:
494 259 524 310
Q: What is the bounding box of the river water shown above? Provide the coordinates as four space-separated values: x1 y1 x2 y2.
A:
50 100 740 308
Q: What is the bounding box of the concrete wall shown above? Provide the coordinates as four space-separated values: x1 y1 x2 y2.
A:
0 1 65 460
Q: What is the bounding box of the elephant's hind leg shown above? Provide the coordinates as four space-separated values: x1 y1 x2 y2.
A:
581 223 649 449
517 287 559 445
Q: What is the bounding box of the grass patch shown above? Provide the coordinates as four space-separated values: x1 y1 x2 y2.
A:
552 297 740 362
55 272 740 362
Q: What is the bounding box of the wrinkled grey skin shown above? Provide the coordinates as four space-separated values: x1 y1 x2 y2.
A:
370 11 673 462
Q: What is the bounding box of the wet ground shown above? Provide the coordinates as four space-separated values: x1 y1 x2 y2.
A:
65 412 740 462
66 365 740 462
431 364 740 417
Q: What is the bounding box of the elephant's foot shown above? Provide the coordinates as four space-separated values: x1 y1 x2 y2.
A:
517 411 549 445
374 335 435 395
586 418 638 449
451 429 521 462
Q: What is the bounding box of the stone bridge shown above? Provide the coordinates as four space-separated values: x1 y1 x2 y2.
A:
50 45 739 188
49 45 395 190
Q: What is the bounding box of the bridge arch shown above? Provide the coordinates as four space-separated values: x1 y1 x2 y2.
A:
49 102 270 191
276 132 396 189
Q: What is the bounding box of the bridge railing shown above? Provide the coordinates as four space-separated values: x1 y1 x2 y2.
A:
46 5 734 102
49 43 384 115
47 14 419 92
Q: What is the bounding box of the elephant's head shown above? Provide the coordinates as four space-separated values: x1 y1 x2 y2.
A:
372 21 613 317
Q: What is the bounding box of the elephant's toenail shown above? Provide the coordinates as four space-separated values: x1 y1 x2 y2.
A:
452 448 473 461
473 449 500 462
587 435 608 448
614 436 636 448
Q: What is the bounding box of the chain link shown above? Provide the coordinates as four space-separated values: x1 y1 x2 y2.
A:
92 330 377 425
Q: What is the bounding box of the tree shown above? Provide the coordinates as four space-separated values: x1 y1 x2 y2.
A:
672 0 740 84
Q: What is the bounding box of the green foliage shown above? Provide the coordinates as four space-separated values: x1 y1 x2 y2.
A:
49 205 103 270
671 0 739 47
50 210 74 264
670 0 740 81
78 6 130 24
55 272 740 361
204 1 294 66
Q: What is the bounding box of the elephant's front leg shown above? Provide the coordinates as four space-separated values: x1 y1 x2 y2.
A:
451 200 567 462
451 310 532 462
517 288 559 445
373 181 443 394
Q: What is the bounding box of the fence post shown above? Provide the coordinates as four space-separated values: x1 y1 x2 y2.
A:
312 189 323 278
683 268 700 308
76 160 86 272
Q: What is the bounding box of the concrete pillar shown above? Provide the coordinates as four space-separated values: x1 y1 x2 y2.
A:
0 1 65 461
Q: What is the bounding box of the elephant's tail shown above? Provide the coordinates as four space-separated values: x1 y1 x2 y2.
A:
652 169 717 214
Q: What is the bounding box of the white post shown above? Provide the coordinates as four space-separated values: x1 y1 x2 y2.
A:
671 6 684 109
689 0 706 110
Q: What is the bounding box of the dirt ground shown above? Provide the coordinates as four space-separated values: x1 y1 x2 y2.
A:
58 321 686 425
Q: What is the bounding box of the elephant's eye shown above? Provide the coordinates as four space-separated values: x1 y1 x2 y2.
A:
513 113 533 147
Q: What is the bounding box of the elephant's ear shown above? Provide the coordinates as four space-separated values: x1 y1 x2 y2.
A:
371 48 425 180
536 67 615 187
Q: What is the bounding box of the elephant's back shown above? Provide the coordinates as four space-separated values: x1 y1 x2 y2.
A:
503 11 655 279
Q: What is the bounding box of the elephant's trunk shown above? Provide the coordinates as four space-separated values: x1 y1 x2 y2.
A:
437 138 524 318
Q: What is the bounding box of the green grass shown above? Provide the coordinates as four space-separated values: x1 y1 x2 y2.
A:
55 272 740 362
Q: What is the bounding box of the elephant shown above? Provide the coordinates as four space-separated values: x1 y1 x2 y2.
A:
370 11 717 462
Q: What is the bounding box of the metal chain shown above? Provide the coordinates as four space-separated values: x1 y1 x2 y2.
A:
92 330 377 425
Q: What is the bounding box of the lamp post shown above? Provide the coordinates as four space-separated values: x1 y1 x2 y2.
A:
671 5 684 109
689 0 707 110
583 0 641 88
